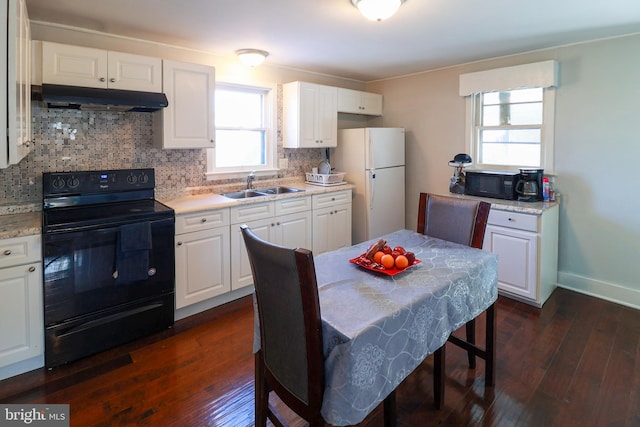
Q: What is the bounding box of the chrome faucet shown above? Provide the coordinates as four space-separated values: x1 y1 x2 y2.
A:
247 171 256 190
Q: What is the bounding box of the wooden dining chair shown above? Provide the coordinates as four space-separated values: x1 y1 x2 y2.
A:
241 225 397 427
416 192 495 409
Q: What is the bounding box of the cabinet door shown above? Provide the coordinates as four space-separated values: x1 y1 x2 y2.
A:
312 203 351 255
484 224 538 301
175 227 230 308
274 211 312 250
283 82 337 148
156 60 216 149
330 203 352 252
107 51 162 92
315 84 338 147
3 0 32 169
42 42 109 88
231 218 273 291
359 91 383 116
0 262 43 367
337 88 383 116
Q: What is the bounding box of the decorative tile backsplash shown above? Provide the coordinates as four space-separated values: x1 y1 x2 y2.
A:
0 92 325 208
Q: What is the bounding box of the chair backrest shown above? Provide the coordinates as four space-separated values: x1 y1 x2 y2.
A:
241 224 324 417
417 193 491 249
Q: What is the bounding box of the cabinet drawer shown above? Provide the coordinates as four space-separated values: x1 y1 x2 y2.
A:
312 190 352 209
231 202 274 224
0 234 41 268
488 209 539 232
176 209 230 234
275 196 311 216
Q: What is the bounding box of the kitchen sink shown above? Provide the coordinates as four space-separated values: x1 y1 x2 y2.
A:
221 186 304 199
221 190 266 199
257 186 305 195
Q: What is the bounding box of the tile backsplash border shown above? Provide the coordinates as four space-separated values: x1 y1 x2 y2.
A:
1 84 325 209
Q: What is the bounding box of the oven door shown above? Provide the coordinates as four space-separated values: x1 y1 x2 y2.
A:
43 216 175 326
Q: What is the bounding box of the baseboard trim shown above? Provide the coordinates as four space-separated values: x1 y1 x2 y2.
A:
558 271 640 310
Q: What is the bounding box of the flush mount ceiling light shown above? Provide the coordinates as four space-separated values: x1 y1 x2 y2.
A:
235 49 269 67
352 0 404 21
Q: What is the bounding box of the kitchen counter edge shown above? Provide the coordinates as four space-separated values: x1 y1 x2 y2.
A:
162 183 356 215
0 211 42 240
443 193 560 215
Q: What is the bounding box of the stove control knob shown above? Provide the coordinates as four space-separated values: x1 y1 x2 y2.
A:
126 173 138 184
67 177 80 188
138 173 149 184
51 176 66 190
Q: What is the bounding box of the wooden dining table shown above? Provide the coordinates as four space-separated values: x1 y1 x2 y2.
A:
254 228 498 426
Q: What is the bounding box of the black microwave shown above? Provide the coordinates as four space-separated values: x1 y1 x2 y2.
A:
464 170 520 200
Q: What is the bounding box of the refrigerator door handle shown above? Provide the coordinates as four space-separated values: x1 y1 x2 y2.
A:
369 169 375 210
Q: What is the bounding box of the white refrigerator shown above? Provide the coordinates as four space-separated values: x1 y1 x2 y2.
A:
332 128 405 244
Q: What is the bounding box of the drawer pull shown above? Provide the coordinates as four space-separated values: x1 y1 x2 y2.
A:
177 241 183 246
508 218 515 222
28 266 36 272
3 249 11 256
201 218 207 223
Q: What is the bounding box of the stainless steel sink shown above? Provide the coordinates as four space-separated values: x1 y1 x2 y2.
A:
256 187 304 194
221 190 266 199
221 186 304 199
257 186 304 195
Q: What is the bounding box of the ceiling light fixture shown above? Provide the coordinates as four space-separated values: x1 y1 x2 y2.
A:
235 49 269 67
352 0 404 21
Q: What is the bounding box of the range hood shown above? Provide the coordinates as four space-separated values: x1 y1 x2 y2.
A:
40 84 169 112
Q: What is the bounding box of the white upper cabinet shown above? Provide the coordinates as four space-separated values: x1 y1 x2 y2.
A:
42 42 162 92
283 81 337 148
337 88 383 116
2 0 33 169
153 60 216 149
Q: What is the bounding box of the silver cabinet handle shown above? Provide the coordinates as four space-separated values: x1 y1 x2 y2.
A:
110 78 116 83
28 266 36 272
3 250 11 256
99 77 106 82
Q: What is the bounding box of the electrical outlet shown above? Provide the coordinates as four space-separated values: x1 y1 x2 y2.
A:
279 158 289 169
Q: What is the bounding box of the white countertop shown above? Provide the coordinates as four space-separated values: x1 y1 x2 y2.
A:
444 192 559 215
162 182 356 215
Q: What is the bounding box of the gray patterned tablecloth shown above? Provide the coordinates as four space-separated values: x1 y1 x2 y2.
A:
253 229 498 426
313 229 498 426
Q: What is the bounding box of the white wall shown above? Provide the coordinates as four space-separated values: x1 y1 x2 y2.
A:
367 34 640 308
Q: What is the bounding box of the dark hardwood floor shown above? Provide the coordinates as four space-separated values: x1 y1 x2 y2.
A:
2 287 640 427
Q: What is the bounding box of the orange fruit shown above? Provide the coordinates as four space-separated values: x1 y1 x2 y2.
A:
373 251 385 264
380 254 395 269
395 255 409 269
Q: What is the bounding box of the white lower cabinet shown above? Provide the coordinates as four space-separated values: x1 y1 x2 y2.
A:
173 189 350 312
312 190 352 255
230 197 312 290
175 209 231 308
482 205 559 307
0 234 43 379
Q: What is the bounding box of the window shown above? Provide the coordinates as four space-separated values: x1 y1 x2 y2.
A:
207 82 276 177
460 61 558 171
474 87 543 167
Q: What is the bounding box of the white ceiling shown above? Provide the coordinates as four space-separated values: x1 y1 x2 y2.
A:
24 0 640 82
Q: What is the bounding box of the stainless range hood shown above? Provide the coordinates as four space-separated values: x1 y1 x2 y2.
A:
40 84 169 112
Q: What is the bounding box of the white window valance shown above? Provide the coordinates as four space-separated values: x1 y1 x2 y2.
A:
459 60 559 96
